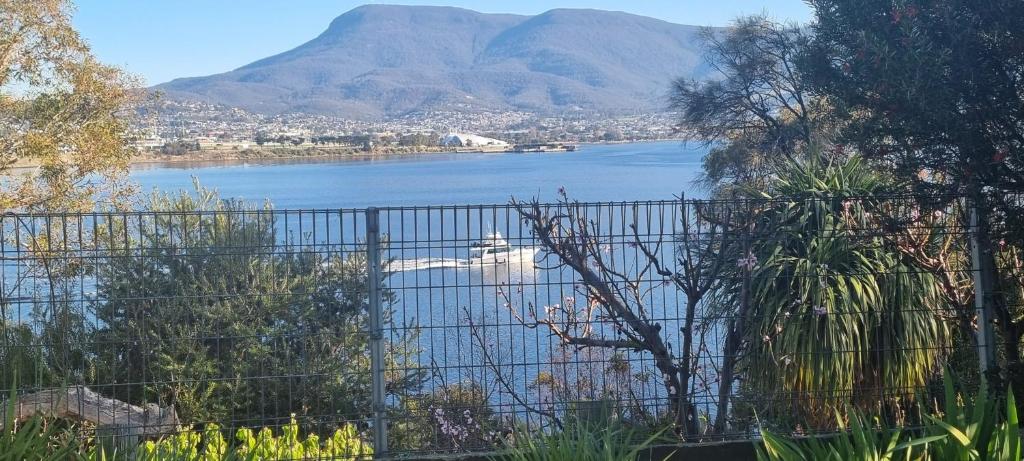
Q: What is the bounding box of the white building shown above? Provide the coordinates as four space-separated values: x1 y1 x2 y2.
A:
133 136 166 150
439 132 509 148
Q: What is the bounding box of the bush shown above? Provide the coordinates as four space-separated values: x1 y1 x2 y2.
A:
756 373 1022 461
1 392 84 461
491 420 670 461
136 416 371 461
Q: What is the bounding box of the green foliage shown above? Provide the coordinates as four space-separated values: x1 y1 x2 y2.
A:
669 15 825 193
135 417 371 461
804 2 1024 395
804 0 1024 199
85 183 422 427
1 414 371 461
716 155 952 426
1 385 84 461
393 382 506 452
756 373 1022 461
491 420 670 461
2 183 423 439
756 411 942 461
0 323 49 392
0 414 84 461
921 373 1020 461
397 133 439 147
0 0 141 211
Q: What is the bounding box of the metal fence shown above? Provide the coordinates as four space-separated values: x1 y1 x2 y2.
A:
0 195 998 458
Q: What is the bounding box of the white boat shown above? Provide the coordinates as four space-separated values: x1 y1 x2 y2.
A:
468 232 537 266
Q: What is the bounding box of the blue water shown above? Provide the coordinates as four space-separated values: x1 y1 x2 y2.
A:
130 141 708 208
123 141 716 422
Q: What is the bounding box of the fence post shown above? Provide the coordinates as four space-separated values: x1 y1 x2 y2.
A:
365 208 388 458
968 202 998 383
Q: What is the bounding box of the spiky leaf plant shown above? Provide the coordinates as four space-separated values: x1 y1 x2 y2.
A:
717 154 953 427
491 420 670 461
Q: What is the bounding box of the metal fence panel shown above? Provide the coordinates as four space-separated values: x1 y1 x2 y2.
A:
0 195 990 458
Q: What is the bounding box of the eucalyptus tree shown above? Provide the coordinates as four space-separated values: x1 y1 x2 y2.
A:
0 0 140 211
669 16 830 194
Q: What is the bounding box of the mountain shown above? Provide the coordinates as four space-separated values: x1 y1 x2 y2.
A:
155 5 715 119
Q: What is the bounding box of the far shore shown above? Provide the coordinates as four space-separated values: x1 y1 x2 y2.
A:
130 139 685 168
132 145 459 167
11 139 685 171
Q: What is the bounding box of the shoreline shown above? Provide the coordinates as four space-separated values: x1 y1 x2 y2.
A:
131 138 686 167
130 146 458 167
11 139 687 171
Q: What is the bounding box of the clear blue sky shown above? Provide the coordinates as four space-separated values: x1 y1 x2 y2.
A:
73 1 813 86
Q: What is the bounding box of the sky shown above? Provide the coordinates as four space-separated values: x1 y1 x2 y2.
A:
73 1 814 86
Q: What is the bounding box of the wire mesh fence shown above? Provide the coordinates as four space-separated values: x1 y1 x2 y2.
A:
0 194 995 458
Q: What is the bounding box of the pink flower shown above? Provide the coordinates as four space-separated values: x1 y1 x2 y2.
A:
736 252 758 270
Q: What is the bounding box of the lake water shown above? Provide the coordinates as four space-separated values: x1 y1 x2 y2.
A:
130 141 708 208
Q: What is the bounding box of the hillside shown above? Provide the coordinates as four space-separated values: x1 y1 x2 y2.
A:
156 5 714 119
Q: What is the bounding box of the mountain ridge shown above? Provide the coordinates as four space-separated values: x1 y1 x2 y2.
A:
156 5 715 119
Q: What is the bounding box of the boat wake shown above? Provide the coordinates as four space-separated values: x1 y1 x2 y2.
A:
386 257 468 272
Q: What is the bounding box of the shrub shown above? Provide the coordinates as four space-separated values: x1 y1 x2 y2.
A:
137 416 372 460
491 420 670 461
756 373 1022 461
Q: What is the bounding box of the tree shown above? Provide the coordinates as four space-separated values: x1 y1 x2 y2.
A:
89 184 424 428
804 0 1024 390
513 194 734 438
710 154 953 429
160 141 199 156
669 16 826 193
0 0 140 211
398 133 438 147
601 129 623 142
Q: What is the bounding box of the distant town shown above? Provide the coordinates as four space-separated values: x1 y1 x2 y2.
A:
131 99 683 160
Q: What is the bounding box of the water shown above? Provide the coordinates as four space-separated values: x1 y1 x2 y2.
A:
130 141 708 208
127 140 713 418
4 141 713 425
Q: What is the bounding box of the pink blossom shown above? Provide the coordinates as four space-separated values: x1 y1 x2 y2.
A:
736 252 758 270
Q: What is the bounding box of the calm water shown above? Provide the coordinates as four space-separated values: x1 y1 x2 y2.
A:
125 141 713 416
130 141 708 207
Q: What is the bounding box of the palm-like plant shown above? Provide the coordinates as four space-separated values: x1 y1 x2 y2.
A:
716 154 953 427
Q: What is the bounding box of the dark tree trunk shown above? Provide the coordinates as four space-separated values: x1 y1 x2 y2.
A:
678 297 700 438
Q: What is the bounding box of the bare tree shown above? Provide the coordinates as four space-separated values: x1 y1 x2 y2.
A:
510 197 734 438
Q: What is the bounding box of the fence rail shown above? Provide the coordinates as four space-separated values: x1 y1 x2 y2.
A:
0 195 998 458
